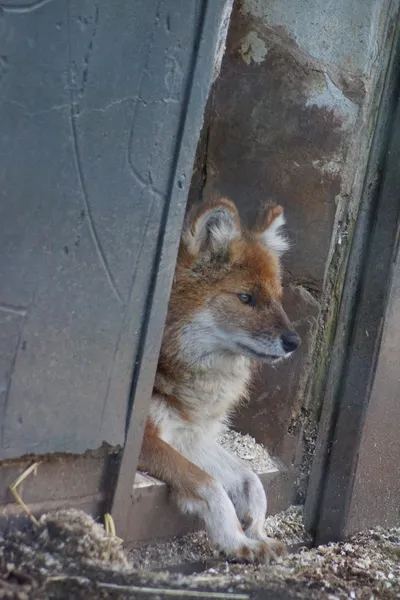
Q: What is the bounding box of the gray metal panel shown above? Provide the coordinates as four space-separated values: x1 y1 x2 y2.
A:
111 0 233 537
0 0 218 458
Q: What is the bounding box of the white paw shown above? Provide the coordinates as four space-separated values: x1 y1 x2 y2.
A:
219 536 286 564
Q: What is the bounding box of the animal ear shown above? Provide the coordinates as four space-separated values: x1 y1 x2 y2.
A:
256 205 289 256
183 198 240 256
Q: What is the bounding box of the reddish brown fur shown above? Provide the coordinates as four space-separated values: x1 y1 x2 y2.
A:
254 203 283 232
240 545 252 560
158 202 292 382
139 419 212 502
163 393 192 422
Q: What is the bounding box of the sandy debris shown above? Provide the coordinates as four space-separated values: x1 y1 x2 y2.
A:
129 530 213 570
129 506 400 599
1 507 400 600
188 525 400 600
129 506 310 570
264 505 312 546
218 429 278 474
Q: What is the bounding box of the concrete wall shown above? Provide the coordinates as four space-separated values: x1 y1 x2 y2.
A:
188 0 398 502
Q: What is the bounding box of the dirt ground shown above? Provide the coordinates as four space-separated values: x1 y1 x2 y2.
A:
0 507 399 600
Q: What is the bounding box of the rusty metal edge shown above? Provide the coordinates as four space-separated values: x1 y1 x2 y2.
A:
110 0 233 540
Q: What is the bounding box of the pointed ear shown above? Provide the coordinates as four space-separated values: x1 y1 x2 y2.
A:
183 198 240 257
255 204 289 256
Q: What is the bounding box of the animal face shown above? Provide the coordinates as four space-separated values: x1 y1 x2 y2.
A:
165 198 300 366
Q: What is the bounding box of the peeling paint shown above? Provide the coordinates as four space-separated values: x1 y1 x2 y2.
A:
240 31 268 64
312 158 342 176
241 0 387 77
205 17 344 287
306 73 359 130
213 0 234 81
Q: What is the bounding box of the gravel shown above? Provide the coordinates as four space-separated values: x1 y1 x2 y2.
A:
186 525 400 600
129 506 311 570
218 429 278 474
129 506 400 600
1 507 399 600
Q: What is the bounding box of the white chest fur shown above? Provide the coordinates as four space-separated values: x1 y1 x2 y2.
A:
150 354 251 450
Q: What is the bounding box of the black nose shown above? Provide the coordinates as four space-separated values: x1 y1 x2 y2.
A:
281 331 300 353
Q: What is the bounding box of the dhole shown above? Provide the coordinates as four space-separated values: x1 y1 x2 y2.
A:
139 198 300 563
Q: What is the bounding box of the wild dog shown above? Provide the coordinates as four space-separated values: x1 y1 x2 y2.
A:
139 198 300 563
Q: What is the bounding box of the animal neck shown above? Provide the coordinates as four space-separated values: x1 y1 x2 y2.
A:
156 351 253 423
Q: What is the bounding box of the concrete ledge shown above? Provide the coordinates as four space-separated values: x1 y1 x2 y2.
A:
128 463 295 547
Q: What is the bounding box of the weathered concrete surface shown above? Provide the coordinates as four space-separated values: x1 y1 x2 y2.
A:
193 3 367 290
241 0 389 77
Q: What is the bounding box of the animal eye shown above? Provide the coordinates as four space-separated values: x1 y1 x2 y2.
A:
237 293 255 306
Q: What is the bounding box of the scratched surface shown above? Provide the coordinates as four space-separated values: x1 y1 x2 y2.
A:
0 0 215 458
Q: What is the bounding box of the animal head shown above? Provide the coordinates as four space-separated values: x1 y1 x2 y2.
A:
164 198 300 368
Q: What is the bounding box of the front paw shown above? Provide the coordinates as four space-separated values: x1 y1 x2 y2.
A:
220 537 286 564
245 523 286 553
